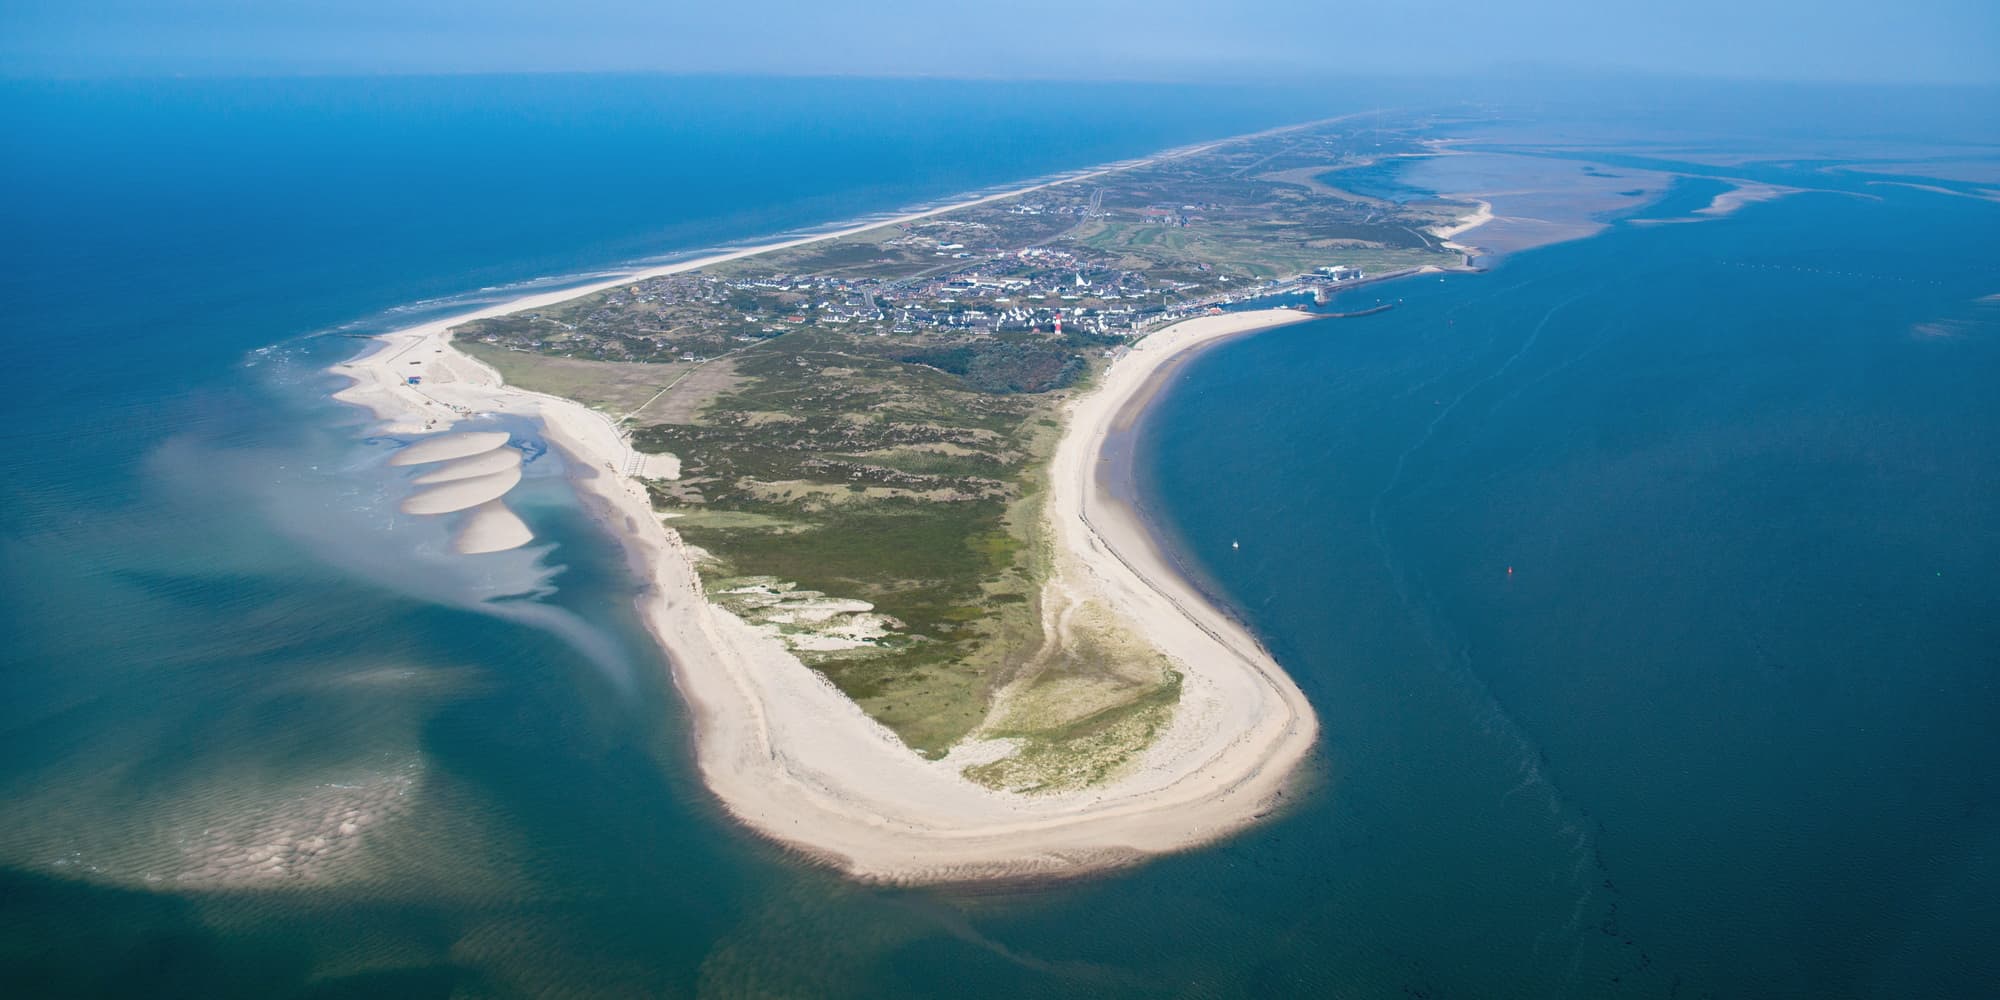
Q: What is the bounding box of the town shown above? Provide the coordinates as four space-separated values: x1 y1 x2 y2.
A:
459 119 1468 372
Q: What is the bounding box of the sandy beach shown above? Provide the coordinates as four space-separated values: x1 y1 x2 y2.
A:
330 158 1329 882
1432 198 1494 245
337 300 1322 880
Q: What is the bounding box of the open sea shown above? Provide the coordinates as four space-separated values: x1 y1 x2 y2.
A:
3 75 1997 997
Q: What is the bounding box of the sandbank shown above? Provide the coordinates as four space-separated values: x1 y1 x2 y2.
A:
411 446 522 484
454 500 535 555
400 467 523 515
1431 198 1494 246
387 430 512 466
1697 181 1802 216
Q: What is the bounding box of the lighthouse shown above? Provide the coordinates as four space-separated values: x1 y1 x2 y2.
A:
1054 310 1063 335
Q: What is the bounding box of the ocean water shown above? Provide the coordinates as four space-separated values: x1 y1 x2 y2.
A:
1135 151 2000 994
2 75 1998 997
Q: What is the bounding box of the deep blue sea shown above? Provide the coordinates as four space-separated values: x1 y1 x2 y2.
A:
3 75 1998 997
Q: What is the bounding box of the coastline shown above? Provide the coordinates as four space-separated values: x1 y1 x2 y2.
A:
334 302 1322 883
1432 198 1495 255
598 308 1319 882
328 146 1334 883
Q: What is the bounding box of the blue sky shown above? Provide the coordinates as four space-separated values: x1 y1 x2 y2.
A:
4 0 1997 84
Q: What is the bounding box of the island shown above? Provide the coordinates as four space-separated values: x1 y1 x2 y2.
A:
332 113 1483 882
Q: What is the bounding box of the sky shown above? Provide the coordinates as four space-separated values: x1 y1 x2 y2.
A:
2 0 1997 85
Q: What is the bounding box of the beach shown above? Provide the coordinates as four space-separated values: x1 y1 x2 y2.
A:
333 207 1322 880
1431 197 1494 249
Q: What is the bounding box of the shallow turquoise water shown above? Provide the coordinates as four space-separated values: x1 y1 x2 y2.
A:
3 77 1998 997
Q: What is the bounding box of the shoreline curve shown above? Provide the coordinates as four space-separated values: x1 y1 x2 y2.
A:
326 157 1337 884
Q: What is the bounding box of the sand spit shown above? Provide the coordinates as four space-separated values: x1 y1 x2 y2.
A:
1698 181 1802 217
388 430 512 466
1432 198 1494 245
1863 180 2000 205
329 149 1341 882
526 311 1321 883
339 304 1321 883
399 466 523 516
411 446 523 485
455 500 536 555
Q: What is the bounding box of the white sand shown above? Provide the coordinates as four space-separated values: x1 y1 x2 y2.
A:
391 430 529 550
387 431 511 466
411 446 522 484
454 500 535 555
399 467 523 515
1431 198 1494 247
1697 181 1802 217
329 149 1337 882
635 452 682 480
1865 180 2000 203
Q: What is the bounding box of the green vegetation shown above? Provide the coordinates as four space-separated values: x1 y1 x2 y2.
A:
964 600 1184 791
456 116 1471 780
964 676 1181 792
633 343 1066 754
897 335 1091 394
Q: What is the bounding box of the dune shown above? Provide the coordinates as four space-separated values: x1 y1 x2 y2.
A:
388 431 511 467
453 500 534 554
411 446 522 484
399 467 522 515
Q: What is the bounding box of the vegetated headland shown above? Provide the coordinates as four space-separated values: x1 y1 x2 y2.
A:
332 111 1486 882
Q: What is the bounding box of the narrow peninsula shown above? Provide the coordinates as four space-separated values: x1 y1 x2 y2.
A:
333 114 1483 881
